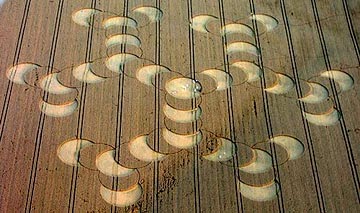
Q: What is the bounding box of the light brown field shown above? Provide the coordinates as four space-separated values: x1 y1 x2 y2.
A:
0 0 359 212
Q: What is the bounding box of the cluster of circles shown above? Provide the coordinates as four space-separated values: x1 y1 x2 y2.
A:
4 6 164 118
56 133 306 205
190 13 355 126
3 4 356 208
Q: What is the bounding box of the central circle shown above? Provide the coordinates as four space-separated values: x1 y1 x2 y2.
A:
165 77 202 99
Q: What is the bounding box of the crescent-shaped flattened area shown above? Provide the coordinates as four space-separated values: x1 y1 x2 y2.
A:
72 8 101 27
238 180 279 202
226 42 259 56
57 139 94 166
96 150 135 177
132 6 163 23
231 61 262 82
303 107 341 126
103 16 138 29
264 73 294 94
299 82 329 104
6 63 40 85
73 63 106 83
39 73 76 95
250 14 279 32
105 34 141 49
105 53 138 73
269 136 304 161
200 69 233 91
39 99 78 117
190 15 218 33
163 103 202 123
165 77 202 100
221 23 254 38
129 135 167 162
202 138 235 162
239 149 272 174
162 128 202 149
100 184 142 207
136 65 170 86
320 70 354 92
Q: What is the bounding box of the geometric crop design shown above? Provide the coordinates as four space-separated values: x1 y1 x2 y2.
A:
2 1 357 211
6 6 354 207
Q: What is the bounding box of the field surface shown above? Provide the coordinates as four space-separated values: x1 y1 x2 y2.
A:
0 0 359 212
